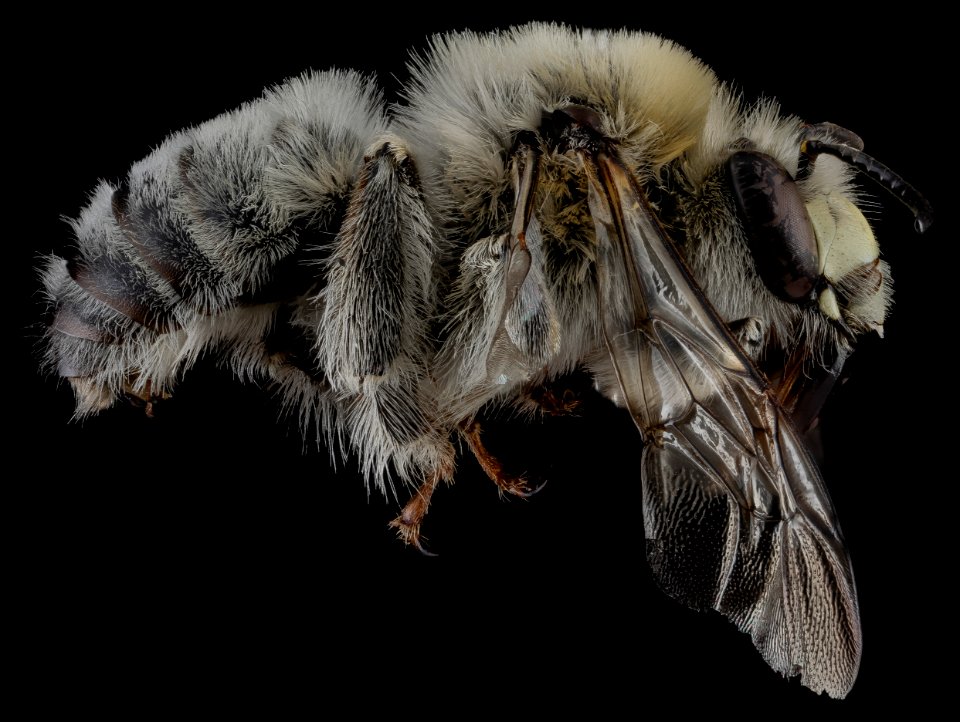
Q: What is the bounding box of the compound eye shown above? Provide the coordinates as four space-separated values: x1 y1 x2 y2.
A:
727 151 820 303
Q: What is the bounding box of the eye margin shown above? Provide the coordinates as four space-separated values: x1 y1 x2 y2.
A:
726 150 821 305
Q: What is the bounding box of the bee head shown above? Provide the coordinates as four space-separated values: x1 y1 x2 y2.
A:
726 124 930 338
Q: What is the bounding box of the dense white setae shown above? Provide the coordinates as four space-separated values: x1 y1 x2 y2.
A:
40 23 930 698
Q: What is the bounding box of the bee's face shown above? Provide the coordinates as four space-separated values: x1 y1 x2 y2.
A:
674 108 895 371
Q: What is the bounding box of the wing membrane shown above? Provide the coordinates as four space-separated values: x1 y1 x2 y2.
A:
583 151 861 698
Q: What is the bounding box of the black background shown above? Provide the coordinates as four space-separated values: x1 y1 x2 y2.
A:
13 7 944 714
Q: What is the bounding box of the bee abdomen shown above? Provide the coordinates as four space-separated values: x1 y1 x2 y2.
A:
43 179 182 398
111 159 223 308
42 70 391 418
66 231 179 333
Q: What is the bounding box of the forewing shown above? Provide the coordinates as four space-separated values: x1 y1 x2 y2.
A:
583 152 861 698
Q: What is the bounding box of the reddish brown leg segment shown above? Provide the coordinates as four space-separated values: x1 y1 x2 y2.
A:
522 381 582 416
461 419 544 498
390 471 444 556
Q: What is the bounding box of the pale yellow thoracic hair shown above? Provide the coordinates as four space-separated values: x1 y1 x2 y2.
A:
398 23 718 228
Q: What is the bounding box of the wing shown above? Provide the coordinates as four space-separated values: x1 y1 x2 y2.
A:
582 151 861 698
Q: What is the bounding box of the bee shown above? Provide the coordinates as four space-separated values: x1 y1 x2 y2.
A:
37 23 930 698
